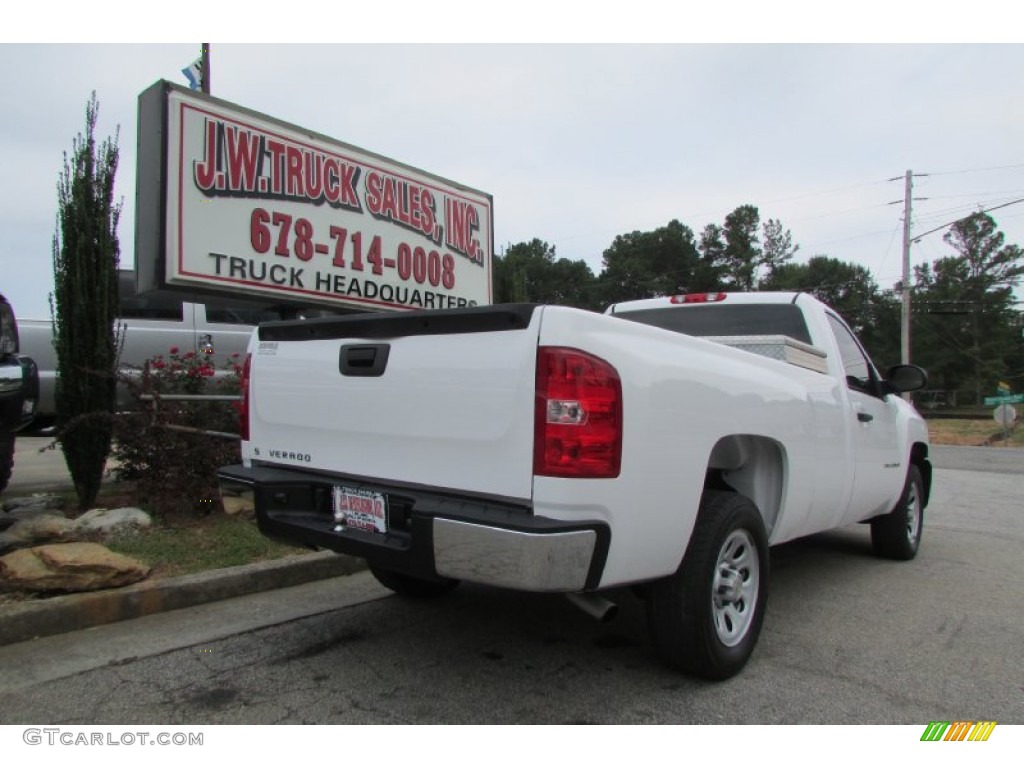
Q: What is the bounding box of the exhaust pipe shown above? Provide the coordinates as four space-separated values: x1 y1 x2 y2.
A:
565 592 618 622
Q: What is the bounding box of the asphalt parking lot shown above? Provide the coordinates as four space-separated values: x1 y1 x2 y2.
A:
0 440 1020 725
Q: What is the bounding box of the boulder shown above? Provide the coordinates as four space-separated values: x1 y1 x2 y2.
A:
221 492 255 517
0 543 150 593
3 515 76 547
2 506 67 527
2 493 64 515
1 496 66 536
74 507 152 537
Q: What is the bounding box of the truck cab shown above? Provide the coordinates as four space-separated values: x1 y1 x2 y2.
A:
608 292 930 534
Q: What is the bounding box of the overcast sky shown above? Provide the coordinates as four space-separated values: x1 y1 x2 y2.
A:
3 13 1023 318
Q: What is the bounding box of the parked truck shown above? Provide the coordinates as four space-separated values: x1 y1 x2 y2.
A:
218 291 931 679
17 271 344 434
1 293 39 492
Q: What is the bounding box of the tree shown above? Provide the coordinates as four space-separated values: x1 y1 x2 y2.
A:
51 93 122 509
493 239 598 309
763 255 877 329
597 219 705 304
720 205 762 291
912 212 1023 404
697 223 728 289
760 218 798 283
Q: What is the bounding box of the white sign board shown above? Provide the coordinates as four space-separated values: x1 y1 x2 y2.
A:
137 81 493 312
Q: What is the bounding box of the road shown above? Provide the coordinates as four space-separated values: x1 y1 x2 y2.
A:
0 445 1021 724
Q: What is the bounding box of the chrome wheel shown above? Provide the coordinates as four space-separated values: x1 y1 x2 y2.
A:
711 529 760 647
903 480 922 545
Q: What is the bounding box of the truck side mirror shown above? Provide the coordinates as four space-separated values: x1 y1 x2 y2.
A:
885 364 928 393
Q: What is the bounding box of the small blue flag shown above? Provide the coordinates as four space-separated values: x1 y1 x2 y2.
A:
182 57 202 90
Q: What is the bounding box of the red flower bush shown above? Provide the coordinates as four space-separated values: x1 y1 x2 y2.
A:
112 346 242 517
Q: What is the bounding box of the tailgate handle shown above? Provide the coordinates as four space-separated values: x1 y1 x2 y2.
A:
339 344 390 377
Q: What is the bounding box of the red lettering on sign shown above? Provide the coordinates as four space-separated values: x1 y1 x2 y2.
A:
364 171 441 242
304 153 324 200
225 125 261 192
285 146 304 198
265 139 287 195
445 199 483 264
194 119 219 191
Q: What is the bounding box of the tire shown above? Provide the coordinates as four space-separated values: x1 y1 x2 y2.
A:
369 564 460 599
0 432 14 494
647 490 769 681
870 465 924 561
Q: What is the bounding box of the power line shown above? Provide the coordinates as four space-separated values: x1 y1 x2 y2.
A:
924 162 1024 176
922 188 1024 200
912 197 1024 242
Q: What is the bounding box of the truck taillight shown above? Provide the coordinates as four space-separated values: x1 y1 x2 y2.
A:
238 353 252 441
670 293 727 304
534 347 622 478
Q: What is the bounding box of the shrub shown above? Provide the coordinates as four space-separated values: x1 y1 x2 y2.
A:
51 92 122 510
112 347 242 517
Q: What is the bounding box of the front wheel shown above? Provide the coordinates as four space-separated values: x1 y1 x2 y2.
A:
369 564 460 599
647 490 769 680
870 465 924 561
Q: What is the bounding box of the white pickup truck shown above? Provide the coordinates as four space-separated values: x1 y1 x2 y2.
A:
218 291 931 679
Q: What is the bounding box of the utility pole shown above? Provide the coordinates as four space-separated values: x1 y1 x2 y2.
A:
901 169 913 365
889 170 928 366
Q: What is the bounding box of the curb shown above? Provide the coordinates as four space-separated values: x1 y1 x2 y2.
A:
0 550 367 647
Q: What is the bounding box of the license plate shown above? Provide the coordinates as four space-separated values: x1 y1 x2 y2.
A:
332 486 388 534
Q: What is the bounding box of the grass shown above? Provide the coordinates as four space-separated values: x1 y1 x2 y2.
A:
0 483 307 604
54 482 308 580
104 514 309 579
926 418 1023 448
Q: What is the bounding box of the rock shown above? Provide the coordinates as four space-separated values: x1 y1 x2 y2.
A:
221 493 255 517
4 507 67 526
2 494 64 515
74 507 152 536
3 515 76 547
0 543 150 593
2 501 68 535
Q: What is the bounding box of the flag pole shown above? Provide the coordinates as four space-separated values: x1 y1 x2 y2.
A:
201 43 211 95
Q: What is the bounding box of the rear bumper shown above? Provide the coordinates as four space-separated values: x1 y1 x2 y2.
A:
218 464 610 592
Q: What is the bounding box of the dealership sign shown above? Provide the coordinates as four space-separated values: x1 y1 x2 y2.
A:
136 80 493 311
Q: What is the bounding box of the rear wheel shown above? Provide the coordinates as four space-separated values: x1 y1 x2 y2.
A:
0 432 14 493
369 564 460 599
871 465 924 561
647 490 769 680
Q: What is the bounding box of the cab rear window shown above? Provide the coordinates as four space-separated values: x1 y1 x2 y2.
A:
615 304 812 344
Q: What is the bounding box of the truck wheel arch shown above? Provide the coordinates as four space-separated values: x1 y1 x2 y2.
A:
909 442 932 507
707 435 785 540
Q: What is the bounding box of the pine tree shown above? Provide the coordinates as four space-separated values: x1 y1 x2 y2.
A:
51 92 121 509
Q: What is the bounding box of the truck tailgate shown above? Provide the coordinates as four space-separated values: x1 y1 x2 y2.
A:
246 305 540 502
